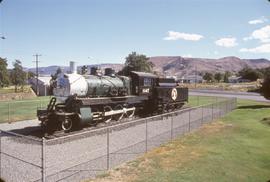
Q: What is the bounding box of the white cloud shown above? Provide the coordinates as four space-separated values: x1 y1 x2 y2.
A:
248 16 268 25
239 44 270 53
215 37 238 47
243 36 252 41
244 25 270 42
163 31 203 41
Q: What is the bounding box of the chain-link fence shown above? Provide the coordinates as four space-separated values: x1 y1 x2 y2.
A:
0 97 237 182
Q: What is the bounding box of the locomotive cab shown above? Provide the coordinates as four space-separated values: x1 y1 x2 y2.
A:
130 71 157 96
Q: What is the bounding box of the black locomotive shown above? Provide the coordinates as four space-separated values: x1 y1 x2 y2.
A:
37 68 188 134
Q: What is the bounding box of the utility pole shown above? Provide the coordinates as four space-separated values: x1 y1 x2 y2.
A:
33 54 41 96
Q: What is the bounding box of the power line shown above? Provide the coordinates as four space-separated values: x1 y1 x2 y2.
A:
33 54 41 96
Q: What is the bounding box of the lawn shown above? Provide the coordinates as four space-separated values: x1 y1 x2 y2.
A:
0 96 51 123
90 99 270 182
187 95 223 107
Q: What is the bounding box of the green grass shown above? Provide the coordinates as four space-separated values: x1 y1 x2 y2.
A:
0 96 51 123
188 95 221 107
91 99 270 182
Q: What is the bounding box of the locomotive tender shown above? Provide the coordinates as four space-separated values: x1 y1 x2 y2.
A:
37 67 188 133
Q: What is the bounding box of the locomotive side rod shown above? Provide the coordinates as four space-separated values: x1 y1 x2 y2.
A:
103 107 135 117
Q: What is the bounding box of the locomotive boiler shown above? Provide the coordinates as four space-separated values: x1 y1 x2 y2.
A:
54 67 130 99
37 65 188 134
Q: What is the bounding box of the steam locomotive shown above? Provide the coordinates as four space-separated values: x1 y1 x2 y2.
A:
37 67 188 134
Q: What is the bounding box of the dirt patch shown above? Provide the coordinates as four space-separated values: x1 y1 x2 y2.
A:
199 121 233 136
0 91 36 101
261 118 270 126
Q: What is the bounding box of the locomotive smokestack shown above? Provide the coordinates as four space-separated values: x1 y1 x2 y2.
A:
69 61 76 74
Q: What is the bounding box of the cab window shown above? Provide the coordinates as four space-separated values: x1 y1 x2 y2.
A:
143 78 152 86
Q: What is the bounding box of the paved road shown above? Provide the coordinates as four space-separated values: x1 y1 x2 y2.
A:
190 89 270 102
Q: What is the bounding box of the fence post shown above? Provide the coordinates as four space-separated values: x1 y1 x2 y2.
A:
0 130 2 179
201 106 204 125
8 102 10 123
145 119 148 153
107 128 110 170
219 101 221 118
226 100 228 114
42 137 46 182
211 103 214 121
188 109 191 132
170 116 173 140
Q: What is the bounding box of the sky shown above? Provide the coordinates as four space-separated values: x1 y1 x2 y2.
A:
0 0 269 68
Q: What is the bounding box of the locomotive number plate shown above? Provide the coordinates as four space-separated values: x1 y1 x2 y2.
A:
142 88 150 93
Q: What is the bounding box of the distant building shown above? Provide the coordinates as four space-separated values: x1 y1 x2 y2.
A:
29 76 51 96
228 76 251 83
179 75 204 83
165 75 177 80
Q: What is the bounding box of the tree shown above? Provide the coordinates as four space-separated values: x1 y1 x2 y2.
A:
10 60 26 92
238 67 263 81
214 73 223 83
0 57 10 87
81 65 88 75
260 74 270 100
27 71 36 79
260 67 270 100
121 52 154 76
203 72 214 83
223 71 231 83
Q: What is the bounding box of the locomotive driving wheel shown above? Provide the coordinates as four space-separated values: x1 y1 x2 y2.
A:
61 115 73 132
113 104 124 121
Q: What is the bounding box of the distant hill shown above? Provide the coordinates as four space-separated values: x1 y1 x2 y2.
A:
149 56 270 77
26 56 270 77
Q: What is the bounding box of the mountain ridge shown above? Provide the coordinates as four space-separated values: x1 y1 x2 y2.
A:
26 56 270 77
